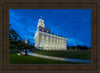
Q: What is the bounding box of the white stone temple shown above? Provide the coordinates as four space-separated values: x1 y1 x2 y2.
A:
34 17 67 50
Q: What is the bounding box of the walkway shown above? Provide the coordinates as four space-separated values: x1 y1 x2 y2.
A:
28 52 91 63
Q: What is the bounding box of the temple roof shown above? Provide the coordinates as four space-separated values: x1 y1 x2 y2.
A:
38 26 50 33
38 26 66 38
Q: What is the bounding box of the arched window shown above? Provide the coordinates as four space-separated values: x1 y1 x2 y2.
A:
50 38 52 41
46 45 48 47
57 39 58 42
42 45 44 47
42 36 44 39
54 38 55 41
46 37 48 40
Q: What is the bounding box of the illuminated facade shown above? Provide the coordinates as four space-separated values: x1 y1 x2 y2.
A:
34 17 67 50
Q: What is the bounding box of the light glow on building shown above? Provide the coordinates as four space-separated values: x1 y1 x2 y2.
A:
34 17 67 50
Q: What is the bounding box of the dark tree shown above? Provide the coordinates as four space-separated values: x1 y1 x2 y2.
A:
77 45 81 50
71 46 75 50
81 46 88 50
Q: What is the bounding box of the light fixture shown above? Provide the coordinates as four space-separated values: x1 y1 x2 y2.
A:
25 39 28 44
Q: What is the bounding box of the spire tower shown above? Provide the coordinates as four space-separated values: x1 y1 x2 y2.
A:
37 16 45 28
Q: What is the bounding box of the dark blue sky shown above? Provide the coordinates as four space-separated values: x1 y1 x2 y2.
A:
9 9 91 47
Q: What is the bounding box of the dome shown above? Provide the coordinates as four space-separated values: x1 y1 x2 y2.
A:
38 19 44 23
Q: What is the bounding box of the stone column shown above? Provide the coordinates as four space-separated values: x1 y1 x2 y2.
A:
55 37 57 50
59 39 61 50
50 36 52 50
66 39 67 50
62 39 64 50
56 37 58 50
46 35 49 50
54 37 55 50
48 35 50 50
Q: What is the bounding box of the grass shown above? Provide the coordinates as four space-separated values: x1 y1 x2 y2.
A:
32 50 91 60
9 53 88 64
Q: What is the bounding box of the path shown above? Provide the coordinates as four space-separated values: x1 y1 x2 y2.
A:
28 52 91 63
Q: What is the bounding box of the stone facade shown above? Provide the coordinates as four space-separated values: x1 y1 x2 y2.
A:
34 17 67 50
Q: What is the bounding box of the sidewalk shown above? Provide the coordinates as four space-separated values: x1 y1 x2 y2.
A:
28 53 91 63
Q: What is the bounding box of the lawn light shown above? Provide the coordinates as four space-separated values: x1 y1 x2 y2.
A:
25 39 28 44
25 39 28 56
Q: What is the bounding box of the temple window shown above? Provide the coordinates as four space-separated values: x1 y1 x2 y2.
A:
46 37 48 40
42 29 44 32
54 38 55 41
42 36 44 39
42 45 44 47
50 38 52 41
46 45 48 47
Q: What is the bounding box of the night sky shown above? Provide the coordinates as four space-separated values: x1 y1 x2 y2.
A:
9 9 91 47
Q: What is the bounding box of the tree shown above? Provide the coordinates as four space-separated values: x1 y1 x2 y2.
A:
9 25 22 50
9 29 19 40
71 46 75 50
77 45 81 50
9 24 36 51
81 46 88 50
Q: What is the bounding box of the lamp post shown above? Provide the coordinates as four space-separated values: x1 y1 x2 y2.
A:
25 39 28 56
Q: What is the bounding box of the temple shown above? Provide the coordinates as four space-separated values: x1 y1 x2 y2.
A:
34 17 67 50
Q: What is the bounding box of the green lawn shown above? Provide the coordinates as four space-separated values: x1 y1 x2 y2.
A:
33 50 91 60
9 53 88 64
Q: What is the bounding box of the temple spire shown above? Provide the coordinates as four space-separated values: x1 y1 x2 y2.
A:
40 16 42 19
37 16 45 28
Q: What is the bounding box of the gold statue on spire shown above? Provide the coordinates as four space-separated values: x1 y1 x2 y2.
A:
40 16 42 19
